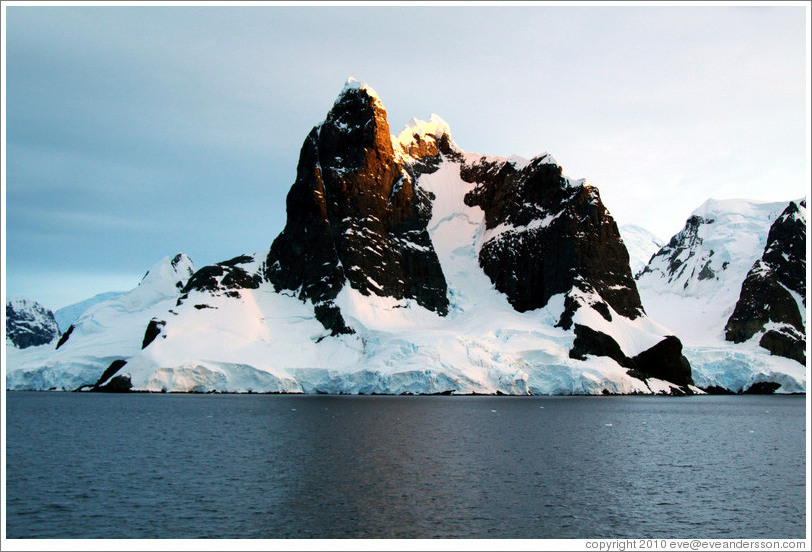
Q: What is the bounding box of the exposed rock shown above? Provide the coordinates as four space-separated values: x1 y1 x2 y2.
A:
141 319 166 349
759 327 806 365
461 156 643 318
6 298 60 349
725 200 806 363
570 324 692 387
631 335 692 387
92 359 128 389
55 324 74 350
94 375 133 393
264 80 449 334
182 255 261 297
314 303 355 336
569 324 632 368
742 381 782 395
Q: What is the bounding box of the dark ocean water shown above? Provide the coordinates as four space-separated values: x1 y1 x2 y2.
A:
4 392 806 539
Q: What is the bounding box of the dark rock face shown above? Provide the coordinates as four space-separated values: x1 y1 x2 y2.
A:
264 83 448 334
457 154 694 385
570 325 693 387
55 324 74 350
180 255 262 304
570 324 632 368
97 359 127 385
725 200 806 364
742 381 782 395
94 375 133 393
759 328 805 365
631 335 692 387
461 156 643 319
142 319 166 349
6 299 60 349
84 357 130 392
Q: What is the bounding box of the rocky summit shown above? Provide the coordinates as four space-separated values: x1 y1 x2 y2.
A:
264 79 448 335
725 200 807 364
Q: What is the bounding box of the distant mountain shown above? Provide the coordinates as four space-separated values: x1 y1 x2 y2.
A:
6 298 60 349
54 292 125 333
636 198 806 393
619 224 663 277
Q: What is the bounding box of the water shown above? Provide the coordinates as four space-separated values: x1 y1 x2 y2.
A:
4 392 806 539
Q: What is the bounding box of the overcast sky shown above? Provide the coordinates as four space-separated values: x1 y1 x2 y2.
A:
3 4 809 310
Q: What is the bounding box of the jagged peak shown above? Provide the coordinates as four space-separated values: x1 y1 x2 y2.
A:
7 296 43 309
506 152 558 170
393 113 461 161
318 77 391 142
396 113 452 143
785 198 807 223
334 77 385 110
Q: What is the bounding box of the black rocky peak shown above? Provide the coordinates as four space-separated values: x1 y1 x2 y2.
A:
461 156 643 319
725 200 807 364
264 80 449 334
459 155 691 387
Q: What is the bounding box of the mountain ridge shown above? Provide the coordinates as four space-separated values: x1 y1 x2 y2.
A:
6 80 805 395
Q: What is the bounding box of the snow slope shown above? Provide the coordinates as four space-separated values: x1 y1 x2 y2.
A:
619 224 663 277
6 254 195 391
54 291 125 333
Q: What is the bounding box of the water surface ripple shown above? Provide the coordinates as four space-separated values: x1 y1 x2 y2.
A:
5 393 806 538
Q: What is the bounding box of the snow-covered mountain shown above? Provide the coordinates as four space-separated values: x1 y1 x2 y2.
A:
619 224 664 277
6 254 195 391
10 79 804 396
725 200 806 364
6 79 696 395
636 198 807 393
54 291 125 333
6 298 60 349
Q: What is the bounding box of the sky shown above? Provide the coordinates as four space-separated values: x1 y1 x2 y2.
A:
2 3 809 310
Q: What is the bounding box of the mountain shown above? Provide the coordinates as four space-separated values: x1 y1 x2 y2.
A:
6 254 195 391
619 224 664 277
8 79 709 394
6 298 60 349
725 200 806 364
28 78 688 396
636 198 806 393
262 80 449 335
54 292 125 333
